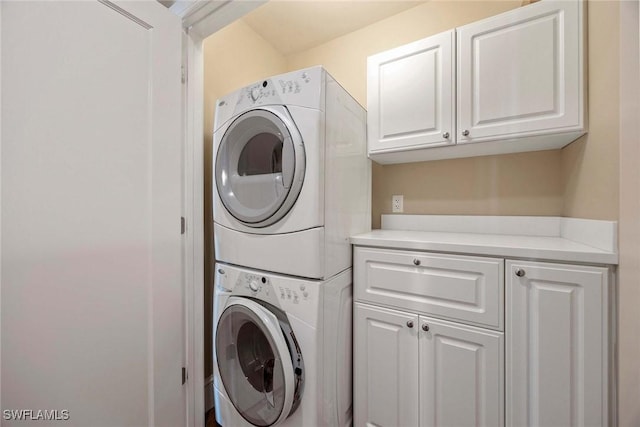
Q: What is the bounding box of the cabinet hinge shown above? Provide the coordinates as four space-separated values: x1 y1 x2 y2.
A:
182 367 188 385
181 217 186 235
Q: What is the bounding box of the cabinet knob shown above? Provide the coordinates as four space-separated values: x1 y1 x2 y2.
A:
442 132 450 139
406 320 414 328
422 324 430 332
515 268 526 277
413 259 421 266
462 130 470 137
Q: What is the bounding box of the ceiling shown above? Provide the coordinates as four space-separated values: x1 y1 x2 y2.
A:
241 1 427 56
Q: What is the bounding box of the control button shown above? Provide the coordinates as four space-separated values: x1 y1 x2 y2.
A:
249 280 259 292
300 285 306 291
250 88 260 101
303 291 309 298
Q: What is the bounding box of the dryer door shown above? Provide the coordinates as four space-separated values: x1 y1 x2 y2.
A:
215 297 302 426
215 106 305 228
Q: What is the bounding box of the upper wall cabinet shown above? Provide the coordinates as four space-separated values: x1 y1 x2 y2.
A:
367 1 585 164
367 30 455 152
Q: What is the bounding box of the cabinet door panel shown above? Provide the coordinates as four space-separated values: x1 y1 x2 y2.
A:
354 303 419 427
506 261 609 427
457 1 583 142
367 30 454 152
419 317 504 427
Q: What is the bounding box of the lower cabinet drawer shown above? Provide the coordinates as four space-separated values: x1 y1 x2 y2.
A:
354 247 504 330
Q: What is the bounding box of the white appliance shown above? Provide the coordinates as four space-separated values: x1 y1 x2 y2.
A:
212 66 370 279
213 263 353 427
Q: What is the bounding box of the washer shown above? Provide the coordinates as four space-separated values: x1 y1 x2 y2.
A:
212 66 370 279
213 263 353 427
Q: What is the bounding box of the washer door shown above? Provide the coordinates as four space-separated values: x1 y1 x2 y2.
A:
215 106 305 228
215 297 301 426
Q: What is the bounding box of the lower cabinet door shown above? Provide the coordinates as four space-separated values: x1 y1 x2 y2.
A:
506 260 609 427
354 303 419 427
419 316 504 427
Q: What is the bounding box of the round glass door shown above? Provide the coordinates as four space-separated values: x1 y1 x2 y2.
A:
216 299 295 426
215 107 305 228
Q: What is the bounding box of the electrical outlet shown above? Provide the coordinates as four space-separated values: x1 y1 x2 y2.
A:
392 195 403 213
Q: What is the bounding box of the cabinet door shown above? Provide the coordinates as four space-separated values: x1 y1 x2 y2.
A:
506 261 609 427
419 317 504 427
367 30 454 153
457 1 583 143
354 303 419 427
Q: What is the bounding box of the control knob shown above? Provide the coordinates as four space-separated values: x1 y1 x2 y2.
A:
249 280 260 292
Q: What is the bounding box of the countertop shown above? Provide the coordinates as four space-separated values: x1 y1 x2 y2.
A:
351 215 618 265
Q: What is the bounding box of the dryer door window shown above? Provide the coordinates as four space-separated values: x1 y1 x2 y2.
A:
215 106 305 228
216 298 299 426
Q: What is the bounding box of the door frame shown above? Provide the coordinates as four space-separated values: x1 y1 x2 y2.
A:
178 2 267 426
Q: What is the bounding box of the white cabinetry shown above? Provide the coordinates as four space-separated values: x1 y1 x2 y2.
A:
419 317 503 427
367 31 454 152
353 247 504 427
354 304 419 427
366 0 585 164
506 260 611 427
457 1 583 144
353 242 613 427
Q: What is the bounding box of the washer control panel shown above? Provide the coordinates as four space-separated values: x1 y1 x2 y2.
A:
238 272 271 297
215 263 321 325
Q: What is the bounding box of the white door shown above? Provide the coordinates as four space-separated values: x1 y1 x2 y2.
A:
418 316 503 427
367 30 455 153
1 1 184 426
457 0 583 143
506 261 609 427
353 303 419 427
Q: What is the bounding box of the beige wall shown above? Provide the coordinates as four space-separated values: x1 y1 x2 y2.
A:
202 20 287 379
561 0 620 220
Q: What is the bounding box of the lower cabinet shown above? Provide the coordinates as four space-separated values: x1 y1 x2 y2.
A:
506 260 611 427
353 247 613 427
354 303 504 427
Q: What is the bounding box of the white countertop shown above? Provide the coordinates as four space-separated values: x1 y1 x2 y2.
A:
351 215 618 265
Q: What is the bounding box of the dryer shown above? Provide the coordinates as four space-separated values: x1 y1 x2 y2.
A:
212 263 353 427
212 66 370 279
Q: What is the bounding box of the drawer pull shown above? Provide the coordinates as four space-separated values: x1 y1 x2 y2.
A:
406 320 414 328
413 259 421 266
422 324 430 332
515 268 526 277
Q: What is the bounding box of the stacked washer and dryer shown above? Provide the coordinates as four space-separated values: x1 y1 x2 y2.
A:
212 66 369 427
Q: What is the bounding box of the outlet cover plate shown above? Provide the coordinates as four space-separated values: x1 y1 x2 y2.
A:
392 195 404 213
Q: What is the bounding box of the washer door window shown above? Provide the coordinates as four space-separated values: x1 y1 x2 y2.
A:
215 107 305 228
216 298 300 426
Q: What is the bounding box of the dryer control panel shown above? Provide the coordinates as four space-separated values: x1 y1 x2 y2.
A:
238 69 314 108
213 66 325 131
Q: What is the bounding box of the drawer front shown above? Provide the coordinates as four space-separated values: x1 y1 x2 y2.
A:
354 247 504 330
